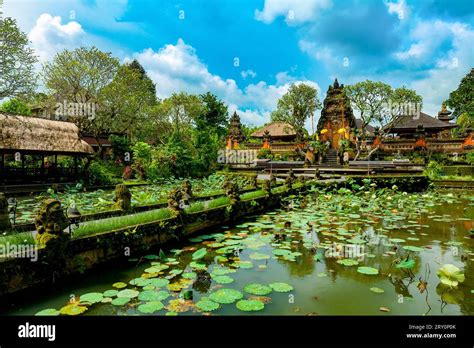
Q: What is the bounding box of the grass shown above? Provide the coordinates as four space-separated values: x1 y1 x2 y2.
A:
271 185 289 194
239 190 268 201
184 201 206 214
207 196 231 209
0 231 35 246
73 207 173 238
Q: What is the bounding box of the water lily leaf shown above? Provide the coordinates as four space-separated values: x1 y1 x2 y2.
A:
79 292 103 304
112 282 127 289
437 264 465 288
59 304 88 316
138 290 164 302
236 300 265 311
244 283 272 295
235 261 253 269
403 245 424 252
192 248 208 260
137 301 164 314
389 238 406 243
103 290 118 297
189 261 207 270
149 278 170 288
129 277 152 286
111 297 130 306
196 300 220 312
269 282 293 292
182 272 197 279
209 289 243 304
117 289 140 298
249 252 270 260
35 308 60 316
212 275 234 284
337 259 359 266
370 287 385 294
357 267 379 275
396 259 415 269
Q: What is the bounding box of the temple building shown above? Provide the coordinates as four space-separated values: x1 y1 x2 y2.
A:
386 110 457 139
226 111 246 149
317 79 356 148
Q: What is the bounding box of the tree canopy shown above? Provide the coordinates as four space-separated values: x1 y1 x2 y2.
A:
445 68 473 124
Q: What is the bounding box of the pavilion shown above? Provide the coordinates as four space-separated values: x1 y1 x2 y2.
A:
0 113 94 184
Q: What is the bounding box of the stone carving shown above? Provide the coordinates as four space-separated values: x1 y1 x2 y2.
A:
113 184 132 211
34 198 69 246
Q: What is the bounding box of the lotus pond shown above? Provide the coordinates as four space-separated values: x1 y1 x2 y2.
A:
5 187 474 316
8 174 250 225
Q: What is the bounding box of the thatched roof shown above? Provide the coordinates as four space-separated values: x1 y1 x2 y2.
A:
355 119 375 134
0 113 94 155
388 112 457 133
251 122 297 138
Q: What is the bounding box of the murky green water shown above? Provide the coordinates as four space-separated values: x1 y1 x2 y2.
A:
4 188 474 316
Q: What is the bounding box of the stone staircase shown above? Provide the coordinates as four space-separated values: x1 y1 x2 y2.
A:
323 149 338 165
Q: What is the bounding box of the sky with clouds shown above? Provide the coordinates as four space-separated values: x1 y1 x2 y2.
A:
3 0 474 127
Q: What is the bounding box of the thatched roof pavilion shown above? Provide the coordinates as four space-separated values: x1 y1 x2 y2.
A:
0 113 93 155
251 122 297 141
386 112 457 138
0 113 93 184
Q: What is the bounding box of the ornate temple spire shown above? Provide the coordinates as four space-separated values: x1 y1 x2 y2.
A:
333 78 339 88
437 102 453 122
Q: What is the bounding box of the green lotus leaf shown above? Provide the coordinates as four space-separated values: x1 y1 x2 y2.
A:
209 289 243 304
196 300 220 312
103 289 118 297
117 289 140 298
111 297 130 306
148 278 170 288
272 249 291 256
137 301 164 314
370 287 385 294
79 292 103 304
396 259 416 269
269 282 293 292
236 300 265 311
189 261 207 270
112 282 127 289
192 248 208 260
249 252 270 260
182 272 197 279
35 308 60 316
357 267 379 275
389 238 406 243
139 290 165 302
235 261 253 269
59 304 88 316
212 275 234 284
129 277 152 286
436 264 465 288
402 245 424 252
244 283 272 295
337 259 359 266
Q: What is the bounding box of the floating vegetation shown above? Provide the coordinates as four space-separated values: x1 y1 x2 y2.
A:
209 289 243 304
196 299 220 312
244 284 272 296
437 264 465 288
236 300 265 311
269 282 293 292
357 267 379 275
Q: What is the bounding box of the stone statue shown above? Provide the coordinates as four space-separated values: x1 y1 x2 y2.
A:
285 169 296 187
167 188 184 213
34 198 69 246
223 179 239 203
113 184 132 211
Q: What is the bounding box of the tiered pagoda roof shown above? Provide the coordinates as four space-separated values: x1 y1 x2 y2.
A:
317 78 356 131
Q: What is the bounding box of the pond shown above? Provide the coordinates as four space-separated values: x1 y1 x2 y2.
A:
4 187 473 316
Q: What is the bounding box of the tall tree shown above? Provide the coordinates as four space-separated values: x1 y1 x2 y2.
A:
127 59 157 98
43 46 120 130
445 68 474 123
271 83 321 138
100 64 157 142
0 17 38 100
196 92 228 133
344 80 392 133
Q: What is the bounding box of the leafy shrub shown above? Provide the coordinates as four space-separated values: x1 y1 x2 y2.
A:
257 148 273 160
424 161 444 179
467 152 474 166
87 161 119 185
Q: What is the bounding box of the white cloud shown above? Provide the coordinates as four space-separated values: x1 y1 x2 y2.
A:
241 69 257 79
255 0 331 25
28 13 85 62
130 39 321 126
385 0 409 21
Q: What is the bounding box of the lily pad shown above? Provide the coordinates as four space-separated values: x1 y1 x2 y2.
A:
249 252 270 260
192 248 208 260
196 300 220 312
35 308 60 316
149 278 170 288
244 283 272 295
112 282 127 289
236 300 265 311
396 259 416 269
212 275 234 284
209 289 243 304
59 304 88 316
437 264 465 288
137 301 164 314
117 289 140 298
357 267 379 275
403 245 424 252
337 259 359 266
111 297 130 306
79 292 103 304
103 290 118 297
370 287 385 294
269 282 293 292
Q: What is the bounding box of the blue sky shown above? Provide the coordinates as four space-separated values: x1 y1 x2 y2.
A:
4 0 474 126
